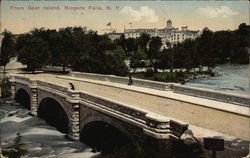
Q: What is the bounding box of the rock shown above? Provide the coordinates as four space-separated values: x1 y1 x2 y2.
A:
7 110 18 117
17 110 30 118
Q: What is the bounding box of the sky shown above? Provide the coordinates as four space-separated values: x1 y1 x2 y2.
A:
1 0 249 34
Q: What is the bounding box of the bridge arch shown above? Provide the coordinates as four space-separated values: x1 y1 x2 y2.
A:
15 88 31 110
38 97 69 134
80 115 134 153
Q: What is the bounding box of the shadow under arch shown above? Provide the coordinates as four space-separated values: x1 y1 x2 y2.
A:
38 97 69 134
15 88 31 110
80 120 133 154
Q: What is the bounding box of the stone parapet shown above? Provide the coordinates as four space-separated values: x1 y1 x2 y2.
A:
69 71 173 91
69 71 249 107
172 85 250 107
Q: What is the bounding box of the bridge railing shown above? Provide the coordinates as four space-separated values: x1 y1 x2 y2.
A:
37 80 68 93
13 76 69 94
80 92 148 122
14 75 32 83
172 85 250 107
69 71 173 91
69 71 250 107
79 91 188 139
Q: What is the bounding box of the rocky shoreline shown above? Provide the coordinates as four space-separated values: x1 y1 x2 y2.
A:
181 70 219 84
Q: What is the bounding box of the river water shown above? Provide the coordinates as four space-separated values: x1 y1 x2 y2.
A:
0 103 100 158
185 64 250 96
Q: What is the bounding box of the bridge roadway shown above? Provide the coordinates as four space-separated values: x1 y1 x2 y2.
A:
15 73 250 140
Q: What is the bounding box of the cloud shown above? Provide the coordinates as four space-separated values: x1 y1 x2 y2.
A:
197 6 239 18
121 6 159 23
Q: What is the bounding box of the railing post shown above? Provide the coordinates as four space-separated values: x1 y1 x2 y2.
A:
67 89 81 141
29 80 38 116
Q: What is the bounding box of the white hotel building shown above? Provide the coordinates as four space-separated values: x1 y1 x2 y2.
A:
124 20 201 49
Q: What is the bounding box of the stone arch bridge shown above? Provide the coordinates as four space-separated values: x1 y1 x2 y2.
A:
9 75 188 154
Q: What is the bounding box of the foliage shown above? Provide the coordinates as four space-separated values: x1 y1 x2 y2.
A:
0 77 11 98
144 68 154 77
70 30 128 76
2 133 28 158
130 49 147 72
148 36 162 71
0 30 15 72
154 48 171 71
10 23 249 78
16 31 50 73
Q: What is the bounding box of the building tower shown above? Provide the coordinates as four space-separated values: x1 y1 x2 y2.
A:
166 19 172 29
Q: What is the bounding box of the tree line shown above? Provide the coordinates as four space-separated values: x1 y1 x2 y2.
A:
0 23 249 75
115 23 249 73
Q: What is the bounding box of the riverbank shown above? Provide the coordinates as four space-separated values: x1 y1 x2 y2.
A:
131 64 249 95
132 69 217 84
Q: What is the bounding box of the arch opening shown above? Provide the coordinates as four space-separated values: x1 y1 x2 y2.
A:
38 98 69 134
80 121 132 154
15 89 31 110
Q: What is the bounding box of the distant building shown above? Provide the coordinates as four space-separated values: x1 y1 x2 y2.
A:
124 19 200 49
106 31 124 41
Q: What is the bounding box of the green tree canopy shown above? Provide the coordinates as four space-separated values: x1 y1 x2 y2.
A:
0 30 15 72
16 33 50 73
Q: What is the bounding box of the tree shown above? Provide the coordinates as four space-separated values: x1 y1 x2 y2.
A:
70 30 128 76
57 27 76 72
0 30 15 72
148 36 162 72
154 48 171 72
103 46 128 76
196 27 216 70
130 49 147 72
16 34 50 73
180 39 198 71
237 23 249 36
